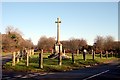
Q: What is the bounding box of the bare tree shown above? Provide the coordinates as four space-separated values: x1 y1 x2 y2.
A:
94 36 104 52
78 38 87 48
24 38 34 49
104 36 114 51
61 40 69 49
68 38 87 52
2 26 34 52
37 36 48 49
47 37 55 50
69 38 78 52
94 35 115 53
5 26 14 34
2 34 18 52
5 26 23 36
37 36 55 51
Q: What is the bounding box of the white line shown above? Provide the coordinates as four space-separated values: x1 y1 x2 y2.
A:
83 70 109 80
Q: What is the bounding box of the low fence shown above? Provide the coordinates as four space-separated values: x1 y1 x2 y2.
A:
12 49 34 66
11 49 118 69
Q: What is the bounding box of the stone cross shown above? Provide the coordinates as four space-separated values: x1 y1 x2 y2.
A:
55 17 61 44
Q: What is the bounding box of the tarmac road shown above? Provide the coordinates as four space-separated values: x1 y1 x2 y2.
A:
2 54 12 65
86 64 120 80
1 54 120 80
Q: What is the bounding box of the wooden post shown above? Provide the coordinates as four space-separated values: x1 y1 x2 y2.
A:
17 51 20 63
111 51 113 57
106 51 108 58
72 52 75 63
92 50 95 60
20 50 23 60
12 52 16 66
58 53 62 65
76 50 79 55
100 51 102 58
26 50 29 66
58 45 62 65
83 49 86 61
39 49 43 68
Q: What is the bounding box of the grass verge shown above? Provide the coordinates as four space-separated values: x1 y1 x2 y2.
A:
3 53 119 72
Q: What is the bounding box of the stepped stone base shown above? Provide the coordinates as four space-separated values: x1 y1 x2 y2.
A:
48 53 71 59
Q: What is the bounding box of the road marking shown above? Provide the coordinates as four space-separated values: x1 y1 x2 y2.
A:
14 75 22 77
83 70 109 80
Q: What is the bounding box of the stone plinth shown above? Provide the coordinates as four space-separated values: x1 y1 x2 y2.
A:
54 43 62 54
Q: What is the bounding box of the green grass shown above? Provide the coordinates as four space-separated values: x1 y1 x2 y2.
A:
3 52 119 72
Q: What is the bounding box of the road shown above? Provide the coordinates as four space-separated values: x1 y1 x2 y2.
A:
1 55 120 80
2 54 12 65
